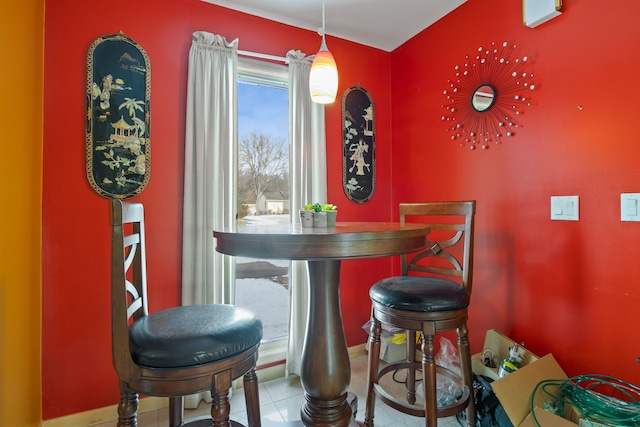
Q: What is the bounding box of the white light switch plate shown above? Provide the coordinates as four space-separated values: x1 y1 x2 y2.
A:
621 193 640 222
550 196 579 221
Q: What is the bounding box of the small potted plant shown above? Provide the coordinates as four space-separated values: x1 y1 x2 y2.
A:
300 203 338 228
320 204 338 226
300 204 315 228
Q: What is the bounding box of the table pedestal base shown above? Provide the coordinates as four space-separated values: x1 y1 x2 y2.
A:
262 392 358 426
300 260 353 427
261 420 359 427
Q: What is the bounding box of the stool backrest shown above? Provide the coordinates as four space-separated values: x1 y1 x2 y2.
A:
110 198 149 379
399 201 476 294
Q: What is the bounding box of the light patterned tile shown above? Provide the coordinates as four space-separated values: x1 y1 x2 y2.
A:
96 354 467 427
262 375 304 402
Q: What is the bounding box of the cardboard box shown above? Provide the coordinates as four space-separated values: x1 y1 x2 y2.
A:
472 329 540 380
520 406 578 427
472 329 574 426
492 353 568 426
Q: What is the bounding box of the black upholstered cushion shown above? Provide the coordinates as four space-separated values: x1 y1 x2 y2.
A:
129 304 263 368
370 276 470 313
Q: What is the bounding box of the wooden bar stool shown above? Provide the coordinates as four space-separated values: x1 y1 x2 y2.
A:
364 201 477 427
110 199 263 427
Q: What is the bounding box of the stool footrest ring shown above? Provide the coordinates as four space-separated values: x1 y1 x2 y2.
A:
373 361 471 419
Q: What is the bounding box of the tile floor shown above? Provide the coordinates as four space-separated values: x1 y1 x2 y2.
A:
93 355 463 427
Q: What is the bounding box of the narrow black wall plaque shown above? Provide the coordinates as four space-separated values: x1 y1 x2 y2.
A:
342 85 375 203
86 32 150 199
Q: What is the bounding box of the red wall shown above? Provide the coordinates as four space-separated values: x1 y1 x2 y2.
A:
43 0 391 419
391 0 640 385
43 0 640 420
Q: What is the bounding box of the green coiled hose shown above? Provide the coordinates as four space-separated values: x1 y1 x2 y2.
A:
531 374 640 427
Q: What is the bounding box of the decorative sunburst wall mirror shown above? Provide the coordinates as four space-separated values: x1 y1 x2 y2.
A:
442 41 535 150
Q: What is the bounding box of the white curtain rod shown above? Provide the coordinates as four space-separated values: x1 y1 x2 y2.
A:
238 49 288 63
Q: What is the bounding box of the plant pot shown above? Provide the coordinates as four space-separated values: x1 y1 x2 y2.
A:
313 211 327 228
325 210 337 226
300 210 314 228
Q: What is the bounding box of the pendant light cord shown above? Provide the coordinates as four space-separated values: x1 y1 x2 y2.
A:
319 0 327 48
321 0 326 40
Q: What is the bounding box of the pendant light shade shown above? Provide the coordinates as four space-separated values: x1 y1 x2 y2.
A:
309 1 338 104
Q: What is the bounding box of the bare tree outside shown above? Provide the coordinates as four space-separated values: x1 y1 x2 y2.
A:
238 132 288 212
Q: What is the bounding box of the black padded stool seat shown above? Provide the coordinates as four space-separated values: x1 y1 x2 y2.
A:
370 277 470 313
130 305 263 368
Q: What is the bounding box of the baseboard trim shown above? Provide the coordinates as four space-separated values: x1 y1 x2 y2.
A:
348 343 367 358
43 345 368 426
42 396 167 427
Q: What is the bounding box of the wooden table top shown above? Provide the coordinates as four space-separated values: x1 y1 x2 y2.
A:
213 222 430 261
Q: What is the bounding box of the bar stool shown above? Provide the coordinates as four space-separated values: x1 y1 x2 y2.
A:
364 201 477 427
110 199 263 427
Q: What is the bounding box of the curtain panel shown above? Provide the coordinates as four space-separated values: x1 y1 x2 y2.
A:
181 35 327 388
182 31 238 307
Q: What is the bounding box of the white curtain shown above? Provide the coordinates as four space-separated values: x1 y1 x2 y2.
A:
182 31 238 408
285 50 327 376
181 38 326 384
182 31 238 307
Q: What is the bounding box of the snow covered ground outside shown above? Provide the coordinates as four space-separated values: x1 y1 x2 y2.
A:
235 214 291 342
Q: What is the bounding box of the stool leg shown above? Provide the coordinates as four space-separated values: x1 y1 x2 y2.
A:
458 325 476 427
364 316 382 427
211 372 232 427
243 368 262 427
168 397 183 427
406 332 417 405
421 333 437 427
117 381 138 427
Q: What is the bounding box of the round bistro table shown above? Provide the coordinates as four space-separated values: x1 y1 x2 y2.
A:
214 222 430 427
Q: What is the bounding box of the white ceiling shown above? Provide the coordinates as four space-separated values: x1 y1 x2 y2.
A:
201 0 467 52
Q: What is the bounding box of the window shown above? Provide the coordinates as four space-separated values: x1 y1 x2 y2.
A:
235 57 290 364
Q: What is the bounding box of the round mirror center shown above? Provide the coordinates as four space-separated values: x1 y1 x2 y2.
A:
472 84 496 112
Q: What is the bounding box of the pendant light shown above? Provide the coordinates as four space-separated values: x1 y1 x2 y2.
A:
309 0 338 104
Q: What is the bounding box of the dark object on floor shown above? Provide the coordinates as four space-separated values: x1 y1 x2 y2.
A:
473 374 513 427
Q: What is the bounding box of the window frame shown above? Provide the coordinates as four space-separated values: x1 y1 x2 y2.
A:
237 56 290 368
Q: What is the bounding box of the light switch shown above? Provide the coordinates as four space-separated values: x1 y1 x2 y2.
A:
550 196 579 221
621 193 640 222
624 199 637 216
564 200 574 216
552 201 563 215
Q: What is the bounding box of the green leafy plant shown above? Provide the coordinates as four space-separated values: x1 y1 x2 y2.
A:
303 203 337 212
